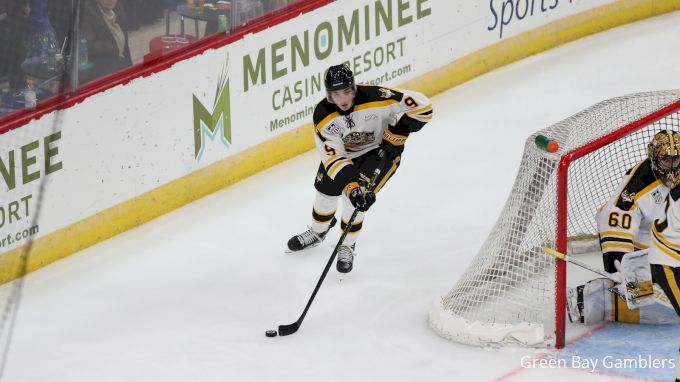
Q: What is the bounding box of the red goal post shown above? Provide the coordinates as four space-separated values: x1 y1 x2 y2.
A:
429 91 680 349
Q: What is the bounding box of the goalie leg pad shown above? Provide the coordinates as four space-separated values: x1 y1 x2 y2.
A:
577 278 640 325
640 284 680 324
580 278 608 325
579 278 641 325
566 286 581 323
577 277 680 325
650 264 680 317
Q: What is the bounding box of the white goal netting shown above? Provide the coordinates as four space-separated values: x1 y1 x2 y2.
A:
428 90 680 348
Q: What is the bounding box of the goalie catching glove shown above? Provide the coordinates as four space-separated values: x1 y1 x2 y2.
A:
344 181 376 212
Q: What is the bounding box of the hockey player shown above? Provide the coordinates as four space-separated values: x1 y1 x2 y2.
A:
647 145 680 382
568 131 680 326
596 130 680 273
286 64 432 273
649 178 680 316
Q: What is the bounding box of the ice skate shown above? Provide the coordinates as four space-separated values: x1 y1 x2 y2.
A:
336 244 356 274
286 217 337 252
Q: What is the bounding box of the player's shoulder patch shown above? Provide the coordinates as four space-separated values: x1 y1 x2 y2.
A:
355 84 403 105
323 120 343 136
379 87 395 99
615 159 660 210
619 189 636 209
313 99 337 126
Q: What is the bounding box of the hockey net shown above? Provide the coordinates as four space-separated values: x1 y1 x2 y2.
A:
428 90 680 349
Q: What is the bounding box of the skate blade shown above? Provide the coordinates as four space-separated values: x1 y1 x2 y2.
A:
338 271 352 281
284 243 321 254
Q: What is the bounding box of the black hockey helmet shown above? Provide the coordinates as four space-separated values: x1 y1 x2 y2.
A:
648 129 680 187
324 64 357 103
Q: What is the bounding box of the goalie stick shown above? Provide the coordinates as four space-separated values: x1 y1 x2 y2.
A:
278 151 387 337
543 247 617 281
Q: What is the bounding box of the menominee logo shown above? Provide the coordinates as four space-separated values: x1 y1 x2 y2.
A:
242 0 431 93
193 63 231 163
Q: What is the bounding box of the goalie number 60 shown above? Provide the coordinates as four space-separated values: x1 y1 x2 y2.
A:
608 212 632 229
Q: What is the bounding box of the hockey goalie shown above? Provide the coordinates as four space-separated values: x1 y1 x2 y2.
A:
569 130 680 326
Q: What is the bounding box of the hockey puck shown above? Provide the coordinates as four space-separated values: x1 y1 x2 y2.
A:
265 330 277 338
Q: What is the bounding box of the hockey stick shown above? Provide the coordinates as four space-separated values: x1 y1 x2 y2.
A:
278 152 387 337
543 247 617 281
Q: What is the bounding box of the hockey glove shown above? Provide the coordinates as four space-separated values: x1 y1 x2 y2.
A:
380 129 407 161
344 181 376 212
603 251 625 274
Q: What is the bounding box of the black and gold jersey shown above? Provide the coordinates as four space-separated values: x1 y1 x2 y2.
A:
596 158 670 255
313 84 432 181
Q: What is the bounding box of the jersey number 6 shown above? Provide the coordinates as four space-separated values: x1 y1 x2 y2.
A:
608 212 632 229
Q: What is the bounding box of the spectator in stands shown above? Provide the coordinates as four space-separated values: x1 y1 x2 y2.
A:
0 1 59 87
47 1 73 47
80 0 132 65
24 0 58 57
118 0 163 31
0 0 15 82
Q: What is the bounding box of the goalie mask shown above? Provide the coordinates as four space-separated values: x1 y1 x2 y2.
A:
648 130 680 187
324 64 357 104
